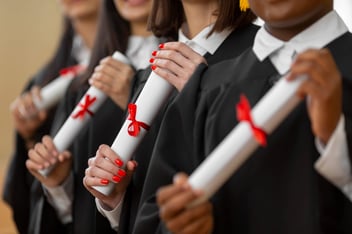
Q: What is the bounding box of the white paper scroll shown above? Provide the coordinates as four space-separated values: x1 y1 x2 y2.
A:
38 51 131 176
188 75 307 206
33 66 84 111
93 42 209 195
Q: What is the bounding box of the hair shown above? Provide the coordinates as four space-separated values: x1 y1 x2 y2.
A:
39 17 75 86
148 0 257 40
71 0 131 90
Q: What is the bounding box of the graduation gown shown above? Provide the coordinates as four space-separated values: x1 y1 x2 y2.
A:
2 56 77 234
138 32 352 234
132 24 259 234
34 81 121 234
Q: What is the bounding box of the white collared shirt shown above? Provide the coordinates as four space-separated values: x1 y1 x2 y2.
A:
253 10 352 200
178 23 232 56
97 25 235 230
72 34 91 66
126 35 161 70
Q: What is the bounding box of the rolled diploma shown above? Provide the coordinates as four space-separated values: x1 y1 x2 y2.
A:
188 75 307 205
93 43 208 195
38 51 131 176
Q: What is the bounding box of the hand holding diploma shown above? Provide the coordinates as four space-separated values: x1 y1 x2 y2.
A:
188 48 343 205
38 51 131 176
92 40 210 195
33 65 85 111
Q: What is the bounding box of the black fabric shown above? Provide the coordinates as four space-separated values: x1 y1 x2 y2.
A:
2 56 77 234
134 31 352 234
133 24 259 234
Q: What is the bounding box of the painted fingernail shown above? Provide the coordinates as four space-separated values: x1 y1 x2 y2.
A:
159 43 164 49
113 175 121 183
151 65 157 71
152 50 157 56
149 58 154 63
115 158 123 167
117 169 126 177
100 179 109 185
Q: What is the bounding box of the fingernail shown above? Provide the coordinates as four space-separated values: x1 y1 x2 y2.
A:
100 179 109 185
132 161 138 168
151 65 157 71
115 158 123 167
152 50 157 56
112 175 121 183
117 169 126 177
149 58 154 63
159 43 164 49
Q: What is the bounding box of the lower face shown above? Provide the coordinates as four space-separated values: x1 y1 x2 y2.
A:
114 0 152 24
249 0 332 37
58 0 101 21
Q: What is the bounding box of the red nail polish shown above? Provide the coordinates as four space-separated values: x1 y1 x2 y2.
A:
151 65 157 71
113 175 121 183
149 58 154 63
115 159 123 167
159 43 164 49
117 169 126 177
100 179 109 185
152 50 157 56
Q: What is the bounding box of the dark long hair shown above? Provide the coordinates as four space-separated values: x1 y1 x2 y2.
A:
71 0 130 90
148 0 256 40
39 17 75 86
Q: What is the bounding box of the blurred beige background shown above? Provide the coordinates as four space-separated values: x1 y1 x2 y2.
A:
0 1 61 233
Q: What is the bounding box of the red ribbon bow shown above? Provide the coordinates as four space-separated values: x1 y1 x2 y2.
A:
236 94 267 147
59 65 85 77
71 94 97 119
127 103 150 137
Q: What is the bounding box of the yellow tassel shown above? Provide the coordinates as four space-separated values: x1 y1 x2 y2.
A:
240 0 250 11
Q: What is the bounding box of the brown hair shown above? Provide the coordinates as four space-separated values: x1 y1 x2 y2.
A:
148 0 256 40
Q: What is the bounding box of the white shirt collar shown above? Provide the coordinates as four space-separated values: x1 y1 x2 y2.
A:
178 24 232 56
253 11 348 74
72 35 91 66
126 35 160 70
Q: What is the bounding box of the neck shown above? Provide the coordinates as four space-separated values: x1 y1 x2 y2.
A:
130 21 152 37
181 1 218 39
71 16 98 49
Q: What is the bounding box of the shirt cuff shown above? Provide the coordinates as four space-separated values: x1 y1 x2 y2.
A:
314 116 352 193
95 193 125 231
42 173 73 224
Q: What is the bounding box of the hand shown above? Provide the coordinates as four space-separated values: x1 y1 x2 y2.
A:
287 48 342 144
150 42 207 92
10 86 48 141
26 135 72 187
89 56 135 109
83 144 137 209
157 173 213 234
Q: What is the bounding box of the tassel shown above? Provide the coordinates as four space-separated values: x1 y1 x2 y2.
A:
240 0 250 12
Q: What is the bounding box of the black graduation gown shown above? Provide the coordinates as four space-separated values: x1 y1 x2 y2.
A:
139 32 352 233
132 24 259 234
2 57 77 234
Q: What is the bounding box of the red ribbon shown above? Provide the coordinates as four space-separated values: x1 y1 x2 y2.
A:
59 65 85 77
71 94 97 119
236 94 267 147
127 103 150 137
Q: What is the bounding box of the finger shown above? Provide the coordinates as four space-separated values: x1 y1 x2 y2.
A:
42 135 58 157
100 56 128 71
167 202 212 233
28 145 51 168
160 42 206 65
97 144 124 168
159 188 198 220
